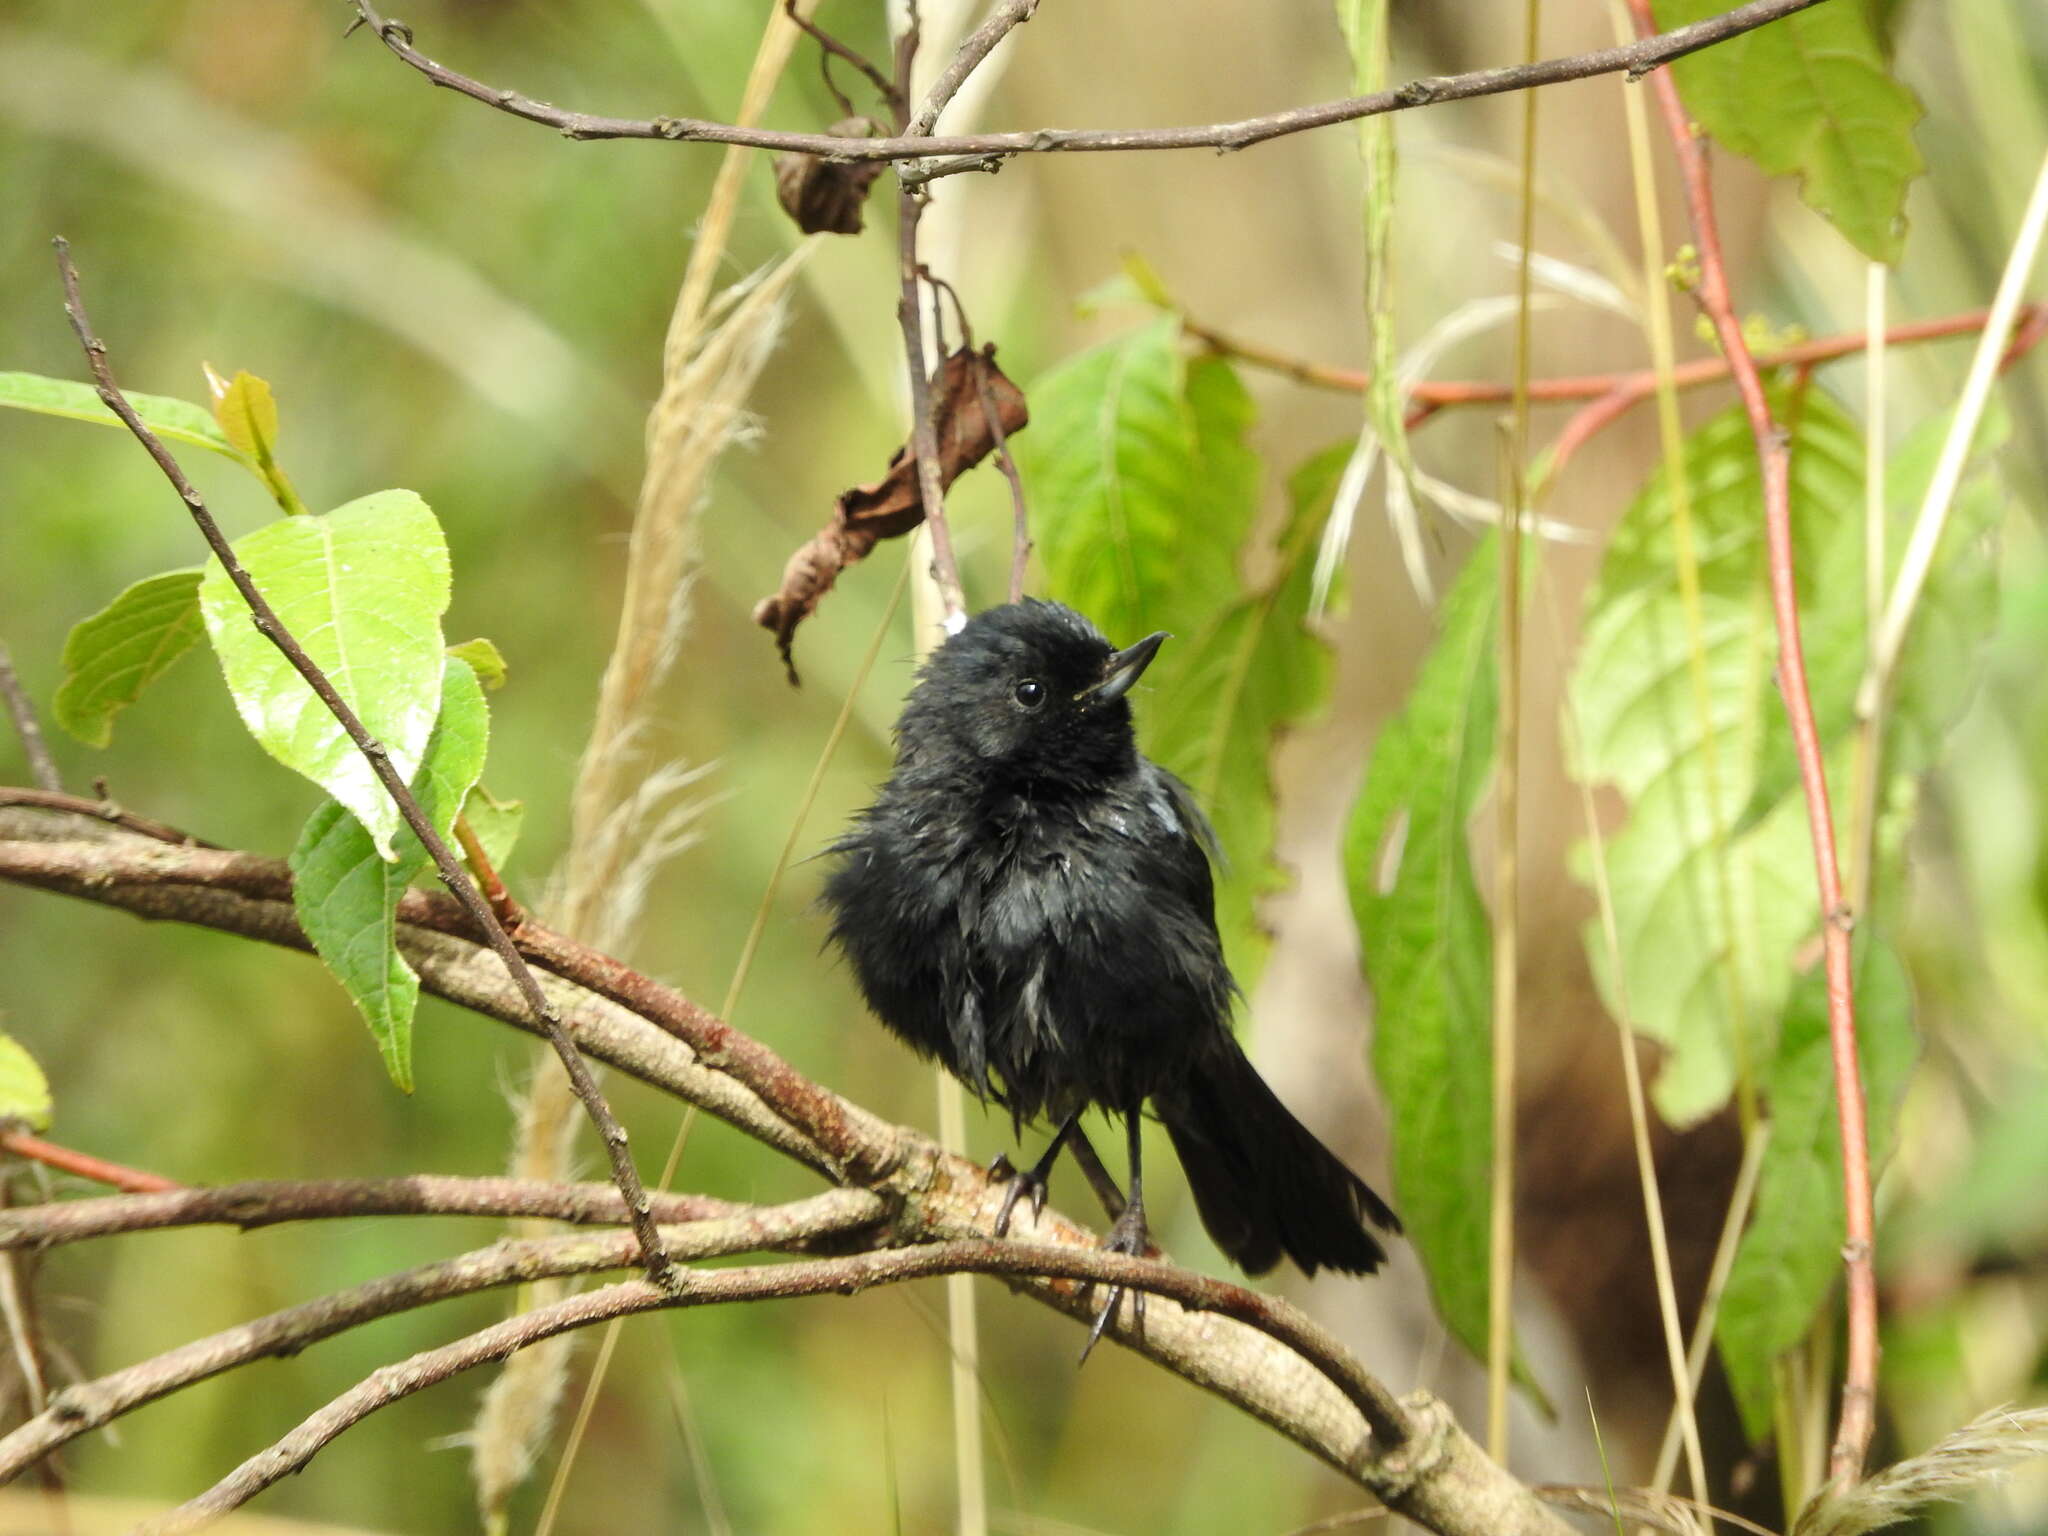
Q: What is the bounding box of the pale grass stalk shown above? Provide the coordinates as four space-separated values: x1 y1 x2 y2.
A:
1860 145 2048 717
1650 1120 1769 1493
1605 0 1759 1132
1541 556 1709 1505
910 521 990 1536
1486 0 1540 1462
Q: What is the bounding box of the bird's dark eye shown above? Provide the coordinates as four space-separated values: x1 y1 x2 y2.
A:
1013 678 1046 709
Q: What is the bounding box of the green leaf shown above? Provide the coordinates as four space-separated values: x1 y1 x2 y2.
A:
1654 0 1924 262
1569 393 1865 1124
1153 444 1338 981
290 657 490 1092
1347 537 1498 1372
0 1033 54 1132
53 569 205 748
1716 937 1918 1438
458 784 526 871
1741 403 2009 826
199 489 452 859
447 637 509 692
1022 317 1250 652
0 371 251 467
203 365 308 517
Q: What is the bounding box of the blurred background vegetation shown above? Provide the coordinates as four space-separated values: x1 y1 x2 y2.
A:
1 0 2045 1532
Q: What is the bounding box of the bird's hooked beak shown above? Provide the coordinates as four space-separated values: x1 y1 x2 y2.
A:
1083 630 1170 704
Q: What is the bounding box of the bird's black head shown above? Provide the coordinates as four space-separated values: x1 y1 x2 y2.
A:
894 600 1168 791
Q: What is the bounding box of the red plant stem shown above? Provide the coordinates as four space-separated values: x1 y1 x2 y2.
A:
1184 304 2042 428
1626 5 1876 1491
2 1131 181 1194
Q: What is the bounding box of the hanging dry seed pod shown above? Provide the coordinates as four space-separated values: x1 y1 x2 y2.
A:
774 118 889 235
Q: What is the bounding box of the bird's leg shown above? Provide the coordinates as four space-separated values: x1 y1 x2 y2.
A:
1065 1124 1128 1223
1079 1114 1151 1364
992 1112 1079 1237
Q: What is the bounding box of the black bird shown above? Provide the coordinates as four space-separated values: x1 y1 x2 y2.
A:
822 600 1399 1342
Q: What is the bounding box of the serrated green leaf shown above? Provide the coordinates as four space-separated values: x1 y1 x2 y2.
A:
199 489 451 859
1654 0 1924 262
0 1034 53 1132
1569 393 1866 1125
53 569 205 747
0 371 249 467
1741 403 2009 827
1153 443 1337 983
203 365 307 517
1716 937 1918 1438
1347 536 1499 1372
459 784 525 871
447 637 508 691
1022 317 1248 652
290 657 489 1092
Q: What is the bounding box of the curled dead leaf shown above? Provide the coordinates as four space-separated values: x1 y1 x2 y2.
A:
774 119 889 236
753 346 1028 683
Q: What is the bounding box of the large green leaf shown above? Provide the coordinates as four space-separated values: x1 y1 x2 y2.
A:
1654 0 1924 263
290 657 489 1092
1569 394 1865 1124
1347 537 1498 1368
1153 444 1339 981
199 489 451 858
0 371 249 467
1021 318 1252 653
53 569 205 748
1716 937 1918 1438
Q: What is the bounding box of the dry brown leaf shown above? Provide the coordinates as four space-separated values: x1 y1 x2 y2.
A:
754 345 1028 682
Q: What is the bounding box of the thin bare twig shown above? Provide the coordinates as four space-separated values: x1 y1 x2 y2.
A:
50 240 679 1295
0 642 60 794
896 238 969 621
782 0 903 121
910 0 1040 136
140 1238 1429 1535
343 0 1827 179
0 1175 765 1249
1623 11 1876 1493
0 1190 887 1484
920 268 1031 602
0 786 220 848
0 1131 180 1195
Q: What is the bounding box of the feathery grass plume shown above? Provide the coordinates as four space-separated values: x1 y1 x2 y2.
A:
469 244 812 1533
1792 1407 2048 1536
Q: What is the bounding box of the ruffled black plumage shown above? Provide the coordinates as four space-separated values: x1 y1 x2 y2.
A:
822 599 1398 1277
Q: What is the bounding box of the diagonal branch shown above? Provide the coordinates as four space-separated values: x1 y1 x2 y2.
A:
343 0 1827 177
51 240 680 1294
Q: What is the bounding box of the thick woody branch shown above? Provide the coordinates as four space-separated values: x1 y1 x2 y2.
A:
346 0 1825 179
140 1242 1567 1536
52 242 678 1292
0 802 1576 1534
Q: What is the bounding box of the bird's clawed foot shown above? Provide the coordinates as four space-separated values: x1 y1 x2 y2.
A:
989 1151 1051 1238
1078 1199 1151 1365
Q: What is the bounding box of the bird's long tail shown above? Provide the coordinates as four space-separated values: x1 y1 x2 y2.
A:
1159 1036 1400 1277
